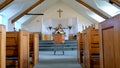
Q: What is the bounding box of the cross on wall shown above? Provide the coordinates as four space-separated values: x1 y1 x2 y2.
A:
57 8 63 18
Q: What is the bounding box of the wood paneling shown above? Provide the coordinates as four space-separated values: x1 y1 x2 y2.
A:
69 34 74 40
42 34 52 40
0 25 6 68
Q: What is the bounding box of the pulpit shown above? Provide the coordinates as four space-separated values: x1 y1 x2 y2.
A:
53 34 65 55
53 34 65 44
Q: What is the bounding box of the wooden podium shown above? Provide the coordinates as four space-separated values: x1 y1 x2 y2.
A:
53 34 65 44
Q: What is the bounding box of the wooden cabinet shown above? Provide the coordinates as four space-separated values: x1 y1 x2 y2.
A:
53 34 65 44
99 14 120 68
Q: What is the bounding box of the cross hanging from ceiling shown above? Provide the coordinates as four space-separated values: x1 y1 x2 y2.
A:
57 8 63 18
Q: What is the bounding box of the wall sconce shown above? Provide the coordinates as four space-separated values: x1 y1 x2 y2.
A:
48 26 52 30
68 26 72 30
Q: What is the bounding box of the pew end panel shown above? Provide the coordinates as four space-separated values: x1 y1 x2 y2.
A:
19 30 29 68
99 14 120 68
0 25 6 68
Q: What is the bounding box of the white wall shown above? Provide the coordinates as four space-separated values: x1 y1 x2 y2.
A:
22 1 93 32
22 16 42 32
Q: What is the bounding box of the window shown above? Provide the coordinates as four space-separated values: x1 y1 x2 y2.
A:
87 11 105 22
15 22 21 31
95 0 120 16
0 14 2 24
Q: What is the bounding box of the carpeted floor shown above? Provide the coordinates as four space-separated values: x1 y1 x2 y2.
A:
34 50 82 68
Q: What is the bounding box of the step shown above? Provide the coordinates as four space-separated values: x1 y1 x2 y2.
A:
39 40 77 51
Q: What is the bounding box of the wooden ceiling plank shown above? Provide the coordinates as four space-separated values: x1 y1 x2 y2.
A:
12 0 44 23
110 0 120 7
0 0 14 10
76 0 109 19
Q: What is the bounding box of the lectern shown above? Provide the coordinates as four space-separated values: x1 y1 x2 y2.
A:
53 34 64 44
53 34 65 55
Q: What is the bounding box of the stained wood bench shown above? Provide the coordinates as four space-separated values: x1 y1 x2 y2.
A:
0 25 6 68
29 33 39 66
6 30 29 68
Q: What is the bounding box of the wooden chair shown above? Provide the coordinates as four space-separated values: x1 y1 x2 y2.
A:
6 30 29 68
99 14 120 68
0 25 6 68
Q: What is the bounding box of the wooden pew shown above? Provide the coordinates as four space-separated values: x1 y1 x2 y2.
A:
77 32 84 64
6 30 29 68
0 25 6 68
29 32 39 66
82 26 100 68
99 14 120 68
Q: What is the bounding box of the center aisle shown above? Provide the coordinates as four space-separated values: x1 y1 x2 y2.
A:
34 50 81 68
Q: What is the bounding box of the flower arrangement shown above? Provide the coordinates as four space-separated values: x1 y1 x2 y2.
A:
53 30 65 34
53 27 65 34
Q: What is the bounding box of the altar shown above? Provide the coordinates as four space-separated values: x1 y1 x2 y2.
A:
42 9 78 40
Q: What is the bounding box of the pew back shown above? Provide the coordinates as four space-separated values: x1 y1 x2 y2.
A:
0 25 6 68
6 30 29 68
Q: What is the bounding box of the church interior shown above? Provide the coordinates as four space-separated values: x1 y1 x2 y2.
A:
0 0 120 68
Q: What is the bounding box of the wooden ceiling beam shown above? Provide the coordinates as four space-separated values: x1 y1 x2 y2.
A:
11 0 44 23
76 0 109 19
25 13 44 15
0 0 14 10
110 0 120 7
